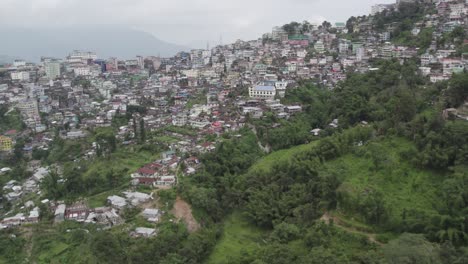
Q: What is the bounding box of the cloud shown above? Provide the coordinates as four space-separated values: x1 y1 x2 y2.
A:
0 0 395 47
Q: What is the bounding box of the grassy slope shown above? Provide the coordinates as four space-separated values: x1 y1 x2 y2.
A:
207 212 376 263
326 137 443 225
251 136 443 226
206 211 267 264
207 136 445 262
249 140 319 173
85 147 160 207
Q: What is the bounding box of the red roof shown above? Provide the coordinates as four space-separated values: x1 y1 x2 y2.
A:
137 177 156 184
147 163 163 169
4 130 17 136
138 167 157 175
186 156 199 162
201 142 213 148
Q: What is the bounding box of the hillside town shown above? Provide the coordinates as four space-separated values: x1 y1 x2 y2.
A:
0 0 467 236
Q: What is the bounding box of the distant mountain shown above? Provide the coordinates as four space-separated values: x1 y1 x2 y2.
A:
0 55 20 64
0 27 190 62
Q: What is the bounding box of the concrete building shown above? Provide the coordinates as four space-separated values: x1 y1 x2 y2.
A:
249 85 276 99
314 41 325 54
45 61 61 80
10 71 30 82
17 99 40 127
371 4 394 15
0 136 13 152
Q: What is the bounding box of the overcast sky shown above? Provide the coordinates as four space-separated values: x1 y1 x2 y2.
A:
0 0 395 48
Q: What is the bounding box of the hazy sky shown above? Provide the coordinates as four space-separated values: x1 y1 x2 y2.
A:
0 0 395 47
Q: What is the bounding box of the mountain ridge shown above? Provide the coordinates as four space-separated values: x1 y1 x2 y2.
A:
0 27 190 62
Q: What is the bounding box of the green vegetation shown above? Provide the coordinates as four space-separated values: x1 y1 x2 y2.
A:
3 53 468 263
184 61 468 263
0 105 25 133
186 89 207 109
250 141 319 173
42 145 159 202
329 137 444 227
0 230 26 263
206 211 267 264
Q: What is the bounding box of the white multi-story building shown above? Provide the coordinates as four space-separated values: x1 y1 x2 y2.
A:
74 67 91 76
371 4 393 15
17 99 39 118
44 61 61 80
339 40 350 54
172 114 188 127
10 71 30 82
314 41 325 53
420 53 435 66
380 32 391 42
249 85 276 99
381 43 394 58
287 62 297 73
182 69 199 78
272 27 287 41
17 99 40 128
225 55 237 69
275 81 288 97
356 47 366 61
136 56 144 69
13 60 26 68
297 50 308 58
68 50 97 62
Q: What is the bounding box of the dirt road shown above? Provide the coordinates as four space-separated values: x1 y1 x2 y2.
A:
320 212 382 245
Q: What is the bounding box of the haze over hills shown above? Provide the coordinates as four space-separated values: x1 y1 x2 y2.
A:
0 27 190 62
0 55 20 64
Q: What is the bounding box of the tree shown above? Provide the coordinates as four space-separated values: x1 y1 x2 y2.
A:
302 246 340 264
322 21 332 30
282 22 300 35
270 222 300 243
359 189 389 225
382 234 442 264
346 16 358 33
41 169 64 200
95 129 117 158
446 72 468 108
91 232 127 264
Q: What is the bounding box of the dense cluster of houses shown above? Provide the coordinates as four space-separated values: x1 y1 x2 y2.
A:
0 0 467 232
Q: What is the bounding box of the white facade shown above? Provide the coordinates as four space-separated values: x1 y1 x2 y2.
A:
10 71 30 81
13 60 26 67
314 41 325 53
74 67 91 76
45 62 61 79
68 50 97 61
249 85 276 99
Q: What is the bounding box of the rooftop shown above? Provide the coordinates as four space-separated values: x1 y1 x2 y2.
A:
254 85 275 91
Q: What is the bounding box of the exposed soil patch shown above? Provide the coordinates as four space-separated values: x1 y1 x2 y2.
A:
171 196 200 233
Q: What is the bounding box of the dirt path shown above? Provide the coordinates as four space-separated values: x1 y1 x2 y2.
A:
171 196 200 233
320 212 382 245
21 226 34 261
248 124 271 153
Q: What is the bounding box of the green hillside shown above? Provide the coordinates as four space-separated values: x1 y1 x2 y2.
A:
205 132 460 262
327 137 444 226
